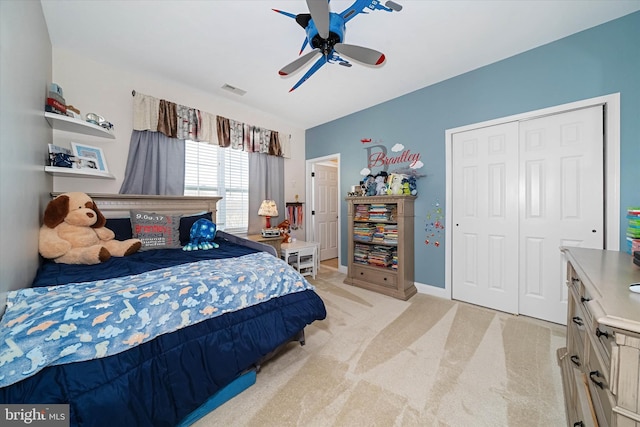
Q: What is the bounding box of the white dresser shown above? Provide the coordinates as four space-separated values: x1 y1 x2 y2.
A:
558 247 640 427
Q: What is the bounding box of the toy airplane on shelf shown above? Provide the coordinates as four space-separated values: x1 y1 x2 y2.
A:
274 0 402 92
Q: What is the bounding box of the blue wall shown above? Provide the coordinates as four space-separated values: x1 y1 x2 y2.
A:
306 12 640 289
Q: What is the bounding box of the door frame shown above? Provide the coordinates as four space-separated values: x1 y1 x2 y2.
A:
444 93 620 300
305 153 342 271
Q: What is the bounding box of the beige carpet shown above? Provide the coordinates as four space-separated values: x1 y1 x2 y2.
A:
194 266 567 427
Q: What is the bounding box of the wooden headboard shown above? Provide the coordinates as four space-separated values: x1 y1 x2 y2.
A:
50 193 222 220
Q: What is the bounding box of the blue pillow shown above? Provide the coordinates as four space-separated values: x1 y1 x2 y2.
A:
105 218 133 240
179 212 213 245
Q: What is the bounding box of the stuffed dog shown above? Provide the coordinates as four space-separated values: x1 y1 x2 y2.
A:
39 192 141 264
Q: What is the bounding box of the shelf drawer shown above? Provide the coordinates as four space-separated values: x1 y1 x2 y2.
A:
351 265 397 288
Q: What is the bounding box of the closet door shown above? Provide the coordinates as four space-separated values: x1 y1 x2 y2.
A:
518 106 604 324
451 122 520 314
451 106 604 324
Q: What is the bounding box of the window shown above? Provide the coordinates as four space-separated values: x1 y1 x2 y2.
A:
184 140 248 233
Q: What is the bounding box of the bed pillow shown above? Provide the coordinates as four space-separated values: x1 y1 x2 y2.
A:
105 218 133 241
179 212 213 245
130 210 182 250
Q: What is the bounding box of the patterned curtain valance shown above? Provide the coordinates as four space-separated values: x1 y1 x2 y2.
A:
132 91 290 158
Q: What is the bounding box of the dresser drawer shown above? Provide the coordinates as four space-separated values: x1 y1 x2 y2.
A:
590 321 615 366
587 339 614 427
351 265 397 288
568 287 588 360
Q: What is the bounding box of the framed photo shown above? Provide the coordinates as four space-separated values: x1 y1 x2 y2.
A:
71 142 108 172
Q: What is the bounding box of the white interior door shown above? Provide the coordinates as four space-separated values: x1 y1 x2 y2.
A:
452 122 520 314
518 106 604 324
451 106 604 324
313 163 338 260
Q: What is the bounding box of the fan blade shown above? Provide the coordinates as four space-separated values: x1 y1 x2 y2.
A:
289 55 328 92
279 49 322 76
334 43 386 66
306 0 330 39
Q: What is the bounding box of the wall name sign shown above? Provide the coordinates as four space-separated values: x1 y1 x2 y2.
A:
361 139 424 173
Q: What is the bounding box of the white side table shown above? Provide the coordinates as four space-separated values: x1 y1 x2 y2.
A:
280 241 319 279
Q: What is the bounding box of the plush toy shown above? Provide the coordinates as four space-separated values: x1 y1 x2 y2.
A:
402 180 411 195
375 172 389 196
401 176 418 196
387 173 406 195
183 218 219 251
365 175 377 196
277 219 292 243
39 192 141 264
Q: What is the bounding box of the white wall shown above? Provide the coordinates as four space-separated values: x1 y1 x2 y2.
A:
51 48 307 236
0 1 53 301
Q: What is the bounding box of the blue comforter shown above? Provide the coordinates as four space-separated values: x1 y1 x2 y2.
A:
0 237 326 426
0 252 314 388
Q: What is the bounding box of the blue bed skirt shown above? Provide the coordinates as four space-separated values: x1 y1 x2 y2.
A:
176 370 257 426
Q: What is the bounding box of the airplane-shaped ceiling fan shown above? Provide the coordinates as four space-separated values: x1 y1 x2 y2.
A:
274 0 402 92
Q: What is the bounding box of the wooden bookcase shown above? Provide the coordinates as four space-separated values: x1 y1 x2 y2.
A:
344 195 416 300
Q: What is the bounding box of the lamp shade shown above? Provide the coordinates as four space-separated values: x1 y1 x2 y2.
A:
258 200 278 217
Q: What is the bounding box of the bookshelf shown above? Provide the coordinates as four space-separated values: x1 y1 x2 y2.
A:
344 195 416 300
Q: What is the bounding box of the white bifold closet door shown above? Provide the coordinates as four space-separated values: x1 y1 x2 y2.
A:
452 106 604 324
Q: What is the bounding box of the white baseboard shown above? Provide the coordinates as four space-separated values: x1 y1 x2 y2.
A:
415 281 450 300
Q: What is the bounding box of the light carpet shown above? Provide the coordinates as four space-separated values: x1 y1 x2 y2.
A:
194 266 567 427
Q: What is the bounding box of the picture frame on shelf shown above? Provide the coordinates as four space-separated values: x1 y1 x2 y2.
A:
71 142 108 172
48 143 74 168
75 156 99 170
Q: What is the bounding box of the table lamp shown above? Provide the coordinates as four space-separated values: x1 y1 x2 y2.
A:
258 200 278 228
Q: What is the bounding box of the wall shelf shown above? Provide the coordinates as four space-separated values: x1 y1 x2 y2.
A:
45 112 115 139
45 166 115 179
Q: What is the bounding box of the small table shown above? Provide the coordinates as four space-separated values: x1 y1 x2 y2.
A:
280 240 319 279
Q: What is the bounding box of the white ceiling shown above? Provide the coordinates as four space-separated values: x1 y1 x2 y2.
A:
41 0 640 129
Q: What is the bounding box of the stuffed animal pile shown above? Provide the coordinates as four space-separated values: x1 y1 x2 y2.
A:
39 192 141 265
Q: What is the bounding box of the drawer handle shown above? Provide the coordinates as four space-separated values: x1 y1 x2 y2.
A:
589 370 604 389
570 355 581 367
580 296 591 303
360 272 364 276
573 422 584 427
572 316 583 326
595 328 609 339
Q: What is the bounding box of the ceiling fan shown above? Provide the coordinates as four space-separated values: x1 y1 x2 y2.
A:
274 0 403 92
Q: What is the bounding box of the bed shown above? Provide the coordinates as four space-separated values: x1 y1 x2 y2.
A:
0 194 327 426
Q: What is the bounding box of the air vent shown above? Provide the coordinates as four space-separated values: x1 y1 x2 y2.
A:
221 84 247 96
